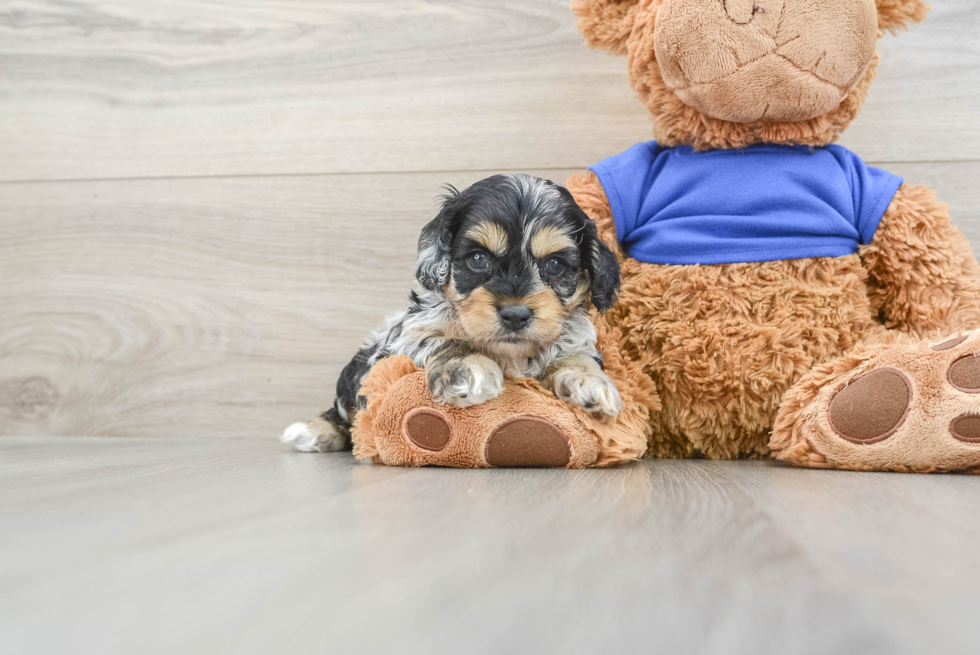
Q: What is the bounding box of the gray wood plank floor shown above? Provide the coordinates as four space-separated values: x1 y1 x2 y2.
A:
2 437 979 655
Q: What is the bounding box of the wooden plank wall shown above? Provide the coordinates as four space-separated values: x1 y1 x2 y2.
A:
2 0 979 439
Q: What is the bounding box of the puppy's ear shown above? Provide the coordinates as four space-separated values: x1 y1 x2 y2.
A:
581 215 621 312
416 186 464 292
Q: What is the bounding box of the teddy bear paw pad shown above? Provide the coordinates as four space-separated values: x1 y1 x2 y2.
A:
404 408 453 452
931 335 969 352
949 414 980 443
788 330 980 472
827 368 911 444
947 355 980 392
485 417 571 467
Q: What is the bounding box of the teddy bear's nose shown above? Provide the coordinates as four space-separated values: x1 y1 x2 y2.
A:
724 0 756 24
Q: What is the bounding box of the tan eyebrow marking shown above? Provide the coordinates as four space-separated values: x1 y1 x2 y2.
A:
466 221 508 256
530 225 575 259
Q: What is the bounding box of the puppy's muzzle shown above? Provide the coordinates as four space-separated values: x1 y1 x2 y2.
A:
497 304 533 332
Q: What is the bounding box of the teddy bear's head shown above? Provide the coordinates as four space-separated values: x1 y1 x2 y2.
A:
573 0 929 149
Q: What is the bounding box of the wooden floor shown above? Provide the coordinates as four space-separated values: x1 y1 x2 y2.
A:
2 437 979 654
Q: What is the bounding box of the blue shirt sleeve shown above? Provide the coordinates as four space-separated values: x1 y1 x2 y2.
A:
589 141 661 244
828 145 904 245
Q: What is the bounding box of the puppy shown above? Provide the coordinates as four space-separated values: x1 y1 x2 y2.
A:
281 174 622 453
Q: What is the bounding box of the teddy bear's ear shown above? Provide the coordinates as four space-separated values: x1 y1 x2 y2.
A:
571 0 642 56
876 0 930 34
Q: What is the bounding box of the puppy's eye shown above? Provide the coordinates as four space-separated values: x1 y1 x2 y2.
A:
466 252 490 273
543 257 566 277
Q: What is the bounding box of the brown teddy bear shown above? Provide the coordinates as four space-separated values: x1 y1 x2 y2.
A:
353 0 980 473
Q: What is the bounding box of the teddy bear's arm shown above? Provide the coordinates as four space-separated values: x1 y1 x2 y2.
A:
859 184 980 336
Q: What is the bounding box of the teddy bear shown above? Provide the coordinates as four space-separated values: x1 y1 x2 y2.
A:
352 0 980 473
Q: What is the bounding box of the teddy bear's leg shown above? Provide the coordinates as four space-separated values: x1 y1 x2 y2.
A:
352 329 657 468
368 370 604 468
400 405 581 468
771 330 980 473
351 356 602 468
775 183 980 473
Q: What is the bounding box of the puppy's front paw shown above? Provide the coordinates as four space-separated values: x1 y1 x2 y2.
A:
550 368 623 418
428 354 504 408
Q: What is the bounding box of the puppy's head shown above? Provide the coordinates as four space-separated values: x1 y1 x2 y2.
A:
416 174 620 358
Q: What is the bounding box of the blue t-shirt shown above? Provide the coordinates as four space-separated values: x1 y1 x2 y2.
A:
589 142 903 265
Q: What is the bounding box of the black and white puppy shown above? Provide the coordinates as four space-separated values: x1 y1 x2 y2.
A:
281 174 622 452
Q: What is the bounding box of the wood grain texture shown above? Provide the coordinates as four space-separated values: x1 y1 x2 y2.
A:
0 0 978 183
1 0 979 441
2 438 980 655
2 163 978 440
0 169 577 438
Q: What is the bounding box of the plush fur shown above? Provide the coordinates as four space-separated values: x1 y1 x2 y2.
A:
564 0 980 473
652 0 879 124
770 330 980 474
572 174 877 459
570 0 933 150
860 184 980 337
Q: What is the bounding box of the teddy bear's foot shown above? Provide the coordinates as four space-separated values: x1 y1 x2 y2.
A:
351 356 612 468
772 331 980 473
402 410 574 467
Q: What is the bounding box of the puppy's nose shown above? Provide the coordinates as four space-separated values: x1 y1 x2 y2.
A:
497 305 533 331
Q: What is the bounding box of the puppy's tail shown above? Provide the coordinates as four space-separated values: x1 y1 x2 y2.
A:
280 400 353 453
